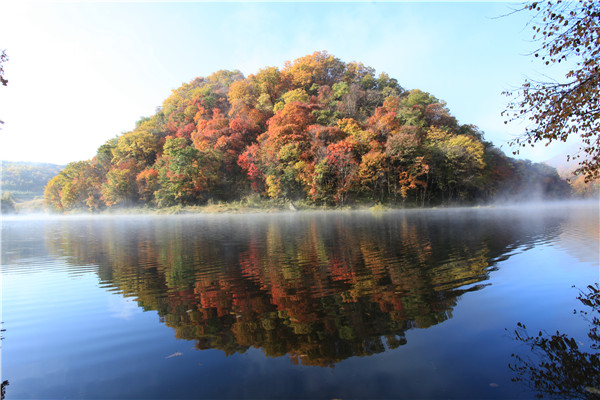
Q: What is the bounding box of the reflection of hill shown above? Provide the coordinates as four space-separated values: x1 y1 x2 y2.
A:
43 209 568 366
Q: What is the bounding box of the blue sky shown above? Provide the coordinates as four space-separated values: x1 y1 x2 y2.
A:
0 1 580 165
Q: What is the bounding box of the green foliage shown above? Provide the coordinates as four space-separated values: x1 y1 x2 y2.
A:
281 88 309 106
112 130 160 166
102 163 139 207
332 81 349 99
155 137 221 206
426 128 486 201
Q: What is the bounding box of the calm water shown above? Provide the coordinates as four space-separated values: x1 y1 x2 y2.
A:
1 202 598 399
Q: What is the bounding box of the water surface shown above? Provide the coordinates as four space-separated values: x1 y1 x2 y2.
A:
2 202 598 399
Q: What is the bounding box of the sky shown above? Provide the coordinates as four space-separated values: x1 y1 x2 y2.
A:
0 1 582 166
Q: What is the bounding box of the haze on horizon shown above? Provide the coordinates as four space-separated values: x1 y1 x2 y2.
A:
0 1 584 167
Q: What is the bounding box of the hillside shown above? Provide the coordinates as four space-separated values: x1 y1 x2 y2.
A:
1 161 63 201
545 153 600 198
43 51 571 212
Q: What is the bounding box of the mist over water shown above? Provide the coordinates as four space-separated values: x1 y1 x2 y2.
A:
1 201 598 399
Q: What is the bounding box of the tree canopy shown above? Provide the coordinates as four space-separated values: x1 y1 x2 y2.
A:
44 51 570 212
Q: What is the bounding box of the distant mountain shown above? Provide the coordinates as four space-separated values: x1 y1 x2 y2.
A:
543 153 600 198
1 161 64 201
544 152 578 177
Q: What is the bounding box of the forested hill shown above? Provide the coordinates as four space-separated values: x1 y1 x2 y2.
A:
44 51 571 212
2 161 63 201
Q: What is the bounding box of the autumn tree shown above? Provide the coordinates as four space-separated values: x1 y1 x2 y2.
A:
282 51 346 90
45 161 104 211
238 143 264 193
250 102 317 199
358 149 390 201
192 107 261 198
101 130 160 206
504 0 600 181
325 139 359 203
426 128 486 202
386 126 429 203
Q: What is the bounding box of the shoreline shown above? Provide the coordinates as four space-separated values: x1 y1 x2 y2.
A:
6 198 598 218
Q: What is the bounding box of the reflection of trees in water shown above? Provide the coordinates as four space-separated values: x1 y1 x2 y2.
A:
1 321 6 400
0 380 8 400
509 284 600 399
43 211 565 366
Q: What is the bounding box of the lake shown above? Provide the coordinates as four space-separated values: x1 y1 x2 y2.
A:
1 201 598 399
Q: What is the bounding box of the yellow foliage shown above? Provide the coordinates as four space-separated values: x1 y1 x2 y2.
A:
266 175 281 198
